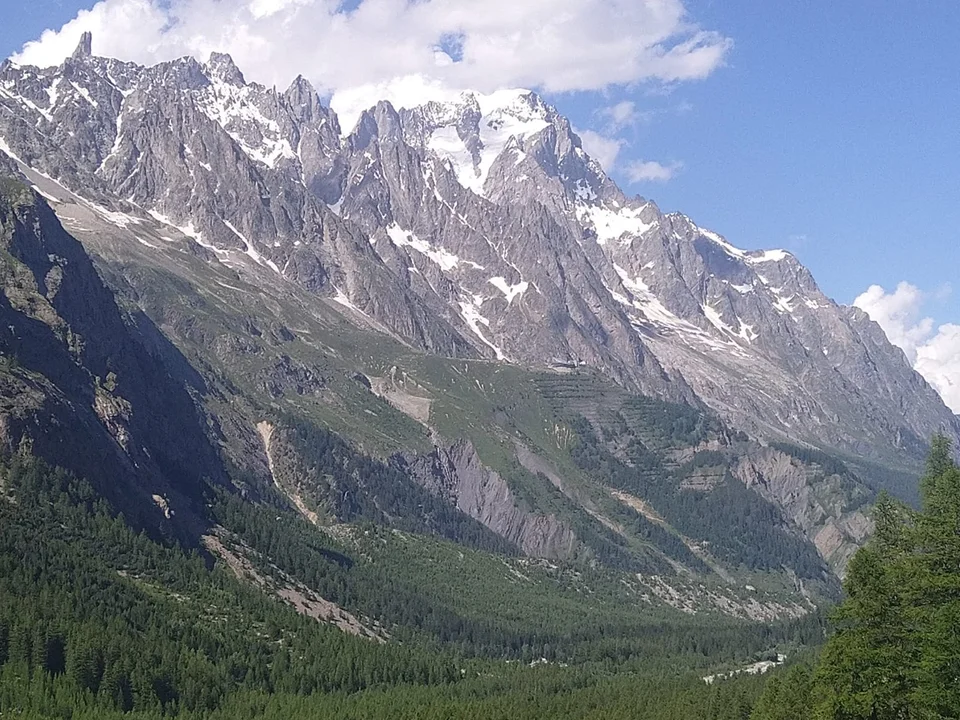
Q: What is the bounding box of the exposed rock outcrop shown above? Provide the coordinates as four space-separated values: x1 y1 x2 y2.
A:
0 177 224 539
408 440 577 559
733 449 873 574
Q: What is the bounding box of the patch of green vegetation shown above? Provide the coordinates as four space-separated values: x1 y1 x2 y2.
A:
566 415 828 579
0 452 822 718
0 177 35 210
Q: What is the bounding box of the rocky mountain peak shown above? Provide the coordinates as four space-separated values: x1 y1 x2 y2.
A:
283 75 325 121
394 88 557 197
206 52 246 86
72 31 93 60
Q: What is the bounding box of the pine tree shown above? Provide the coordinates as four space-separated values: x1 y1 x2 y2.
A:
811 436 960 719
750 664 813 720
0 619 8 666
908 439 960 715
812 541 913 719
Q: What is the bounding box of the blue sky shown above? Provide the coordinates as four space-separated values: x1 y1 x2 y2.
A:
3 0 958 408
556 1 960 315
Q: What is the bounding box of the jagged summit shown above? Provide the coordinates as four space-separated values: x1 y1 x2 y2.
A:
72 31 93 59
401 88 554 196
207 51 245 86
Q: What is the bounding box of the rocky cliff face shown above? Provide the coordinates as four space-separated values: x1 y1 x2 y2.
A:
1 38 955 474
0 170 223 536
406 439 577 559
0 42 473 359
732 449 873 573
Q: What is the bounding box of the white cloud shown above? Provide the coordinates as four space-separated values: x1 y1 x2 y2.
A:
332 75 465 133
854 282 960 413
604 101 638 128
12 0 731 133
573 130 681 179
853 282 933 363
575 129 626 172
625 159 683 183
598 100 652 130
916 325 960 415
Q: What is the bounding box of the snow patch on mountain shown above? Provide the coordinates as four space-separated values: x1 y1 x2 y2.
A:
697 227 795 271
0 87 54 123
489 277 529 304
70 81 99 108
702 304 733 334
427 127 478 191
737 321 758 343
701 304 756 344
386 223 464 271
573 179 597 202
0 135 21 161
770 289 796 315
223 219 281 274
422 89 549 196
147 209 225 257
578 203 655 245
610 265 751 356
459 294 506 360
728 281 755 294
45 77 61 109
198 77 295 168
613 265 695 333
86 202 142 228
331 286 370 318
749 249 790 263
699 227 747 259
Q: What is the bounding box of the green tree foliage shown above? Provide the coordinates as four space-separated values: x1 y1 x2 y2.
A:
567 415 826 577
750 663 814 720
907 435 960 715
756 434 960 719
0 451 810 718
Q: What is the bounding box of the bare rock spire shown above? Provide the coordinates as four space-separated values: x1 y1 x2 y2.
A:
72 32 93 59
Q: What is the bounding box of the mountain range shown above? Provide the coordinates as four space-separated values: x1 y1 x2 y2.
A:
1 33 957 615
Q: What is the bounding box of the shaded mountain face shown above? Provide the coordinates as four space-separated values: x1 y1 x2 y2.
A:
0 38 955 470
0 167 224 539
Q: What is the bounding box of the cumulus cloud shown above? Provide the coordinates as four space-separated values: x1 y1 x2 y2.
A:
916 325 960 415
854 282 960 413
572 130 679 179
625 159 683 183
598 101 652 131
575 129 626 172
853 282 934 363
11 0 732 133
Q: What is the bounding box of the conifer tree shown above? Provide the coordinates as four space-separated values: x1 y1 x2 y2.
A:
810 435 960 719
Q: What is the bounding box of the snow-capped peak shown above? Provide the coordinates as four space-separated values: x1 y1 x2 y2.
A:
415 88 551 196
473 88 549 121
